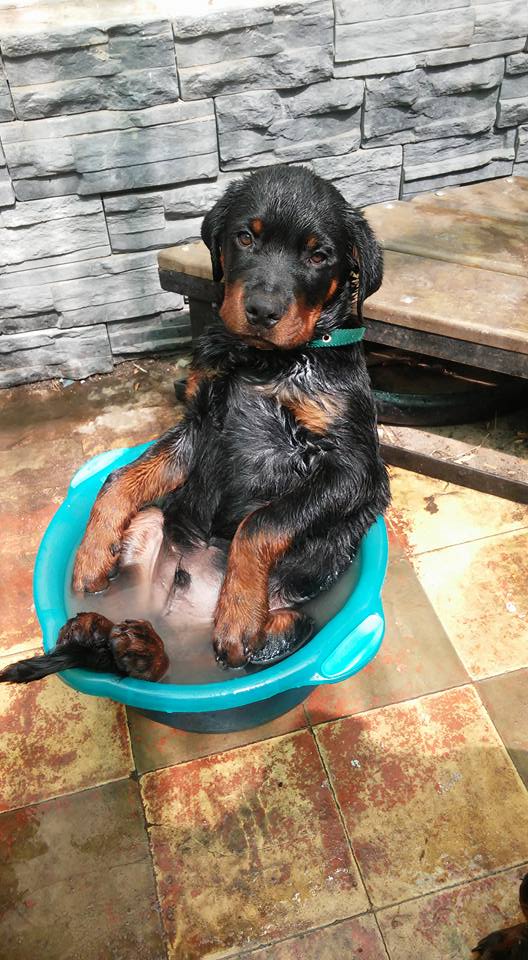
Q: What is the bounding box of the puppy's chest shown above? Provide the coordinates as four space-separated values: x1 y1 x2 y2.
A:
220 369 343 468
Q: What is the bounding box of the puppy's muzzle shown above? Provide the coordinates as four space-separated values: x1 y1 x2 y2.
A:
245 291 284 330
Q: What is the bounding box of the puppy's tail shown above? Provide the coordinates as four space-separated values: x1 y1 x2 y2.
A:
0 647 84 683
0 613 122 685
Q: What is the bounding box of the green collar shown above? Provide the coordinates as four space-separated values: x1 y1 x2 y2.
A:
308 326 366 348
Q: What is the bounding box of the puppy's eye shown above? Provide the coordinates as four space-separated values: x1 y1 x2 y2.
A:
309 251 327 265
237 231 253 248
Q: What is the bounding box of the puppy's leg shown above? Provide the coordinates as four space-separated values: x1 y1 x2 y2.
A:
73 418 197 594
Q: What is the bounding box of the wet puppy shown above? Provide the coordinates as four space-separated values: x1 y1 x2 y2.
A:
1 165 389 685
473 874 528 959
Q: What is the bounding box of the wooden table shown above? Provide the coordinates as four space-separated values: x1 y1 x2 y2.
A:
158 176 528 502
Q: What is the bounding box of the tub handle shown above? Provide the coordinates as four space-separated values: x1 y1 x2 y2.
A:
308 610 384 685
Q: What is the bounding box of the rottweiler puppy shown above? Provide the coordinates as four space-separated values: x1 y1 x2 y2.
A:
473 874 528 959
1 165 389 684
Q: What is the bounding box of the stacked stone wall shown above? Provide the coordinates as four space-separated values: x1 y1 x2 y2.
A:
1 0 527 386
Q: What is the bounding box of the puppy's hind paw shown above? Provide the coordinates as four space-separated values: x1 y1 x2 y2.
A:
110 620 169 681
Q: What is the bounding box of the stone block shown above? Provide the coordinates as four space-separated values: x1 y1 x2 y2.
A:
473 1 528 43
514 160 528 175
11 68 180 121
501 73 528 99
0 195 110 272
0 249 180 337
335 0 470 20
0 162 14 207
363 61 503 145
424 38 526 66
335 8 474 62
172 6 274 39
103 174 240 251
335 54 418 78
402 157 514 197
2 101 218 198
0 325 113 387
178 44 333 99
0 57 14 122
217 79 362 169
175 23 279 68
517 126 528 162
1 312 59 335
272 0 333 49
403 129 516 180
3 21 175 86
3 21 180 119
108 312 191 356
497 97 528 127
312 145 402 205
506 53 528 75
1 26 108 57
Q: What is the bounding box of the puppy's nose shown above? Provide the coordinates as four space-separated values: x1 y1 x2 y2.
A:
245 294 281 329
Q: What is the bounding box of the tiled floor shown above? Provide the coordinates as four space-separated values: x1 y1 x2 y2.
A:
1 358 527 960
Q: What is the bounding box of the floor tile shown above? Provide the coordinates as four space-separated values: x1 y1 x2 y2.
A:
412 529 528 679
478 668 528 786
248 914 388 959
388 466 528 555
306 554 468 724
127 703 308 775
78 401 178 458
377 864 528 960
316 686 528 909
0 551 41 658
0 778 165 960
142 730 368 959
0 649 133 812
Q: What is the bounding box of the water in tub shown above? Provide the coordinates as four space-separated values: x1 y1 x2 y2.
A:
65 507 360 684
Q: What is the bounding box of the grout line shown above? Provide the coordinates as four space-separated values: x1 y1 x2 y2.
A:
224 910 378 959
307 676 473 731
309 724 375 912
125 708 170 960
392 523 528 562
374 858 528 917
0 772 134 818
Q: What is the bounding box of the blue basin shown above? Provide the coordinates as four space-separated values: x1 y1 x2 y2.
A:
34 443 388 732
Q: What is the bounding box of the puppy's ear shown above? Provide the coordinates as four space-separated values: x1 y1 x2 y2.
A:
345 207 383 322
201 181 243 282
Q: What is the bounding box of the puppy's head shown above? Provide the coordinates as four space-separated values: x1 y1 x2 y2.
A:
201 165 382 350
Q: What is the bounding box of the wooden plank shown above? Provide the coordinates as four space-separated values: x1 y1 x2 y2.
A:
365 318 528 379
158 242 212 279
379 424 528 504
410 176 528 226
365 199 528 278
366 250 528 355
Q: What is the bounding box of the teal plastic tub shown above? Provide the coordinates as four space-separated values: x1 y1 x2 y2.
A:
34 444 388 732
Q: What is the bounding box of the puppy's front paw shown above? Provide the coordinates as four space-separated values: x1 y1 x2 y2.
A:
110 620 168 681
212 610 266 668
72 532 121 594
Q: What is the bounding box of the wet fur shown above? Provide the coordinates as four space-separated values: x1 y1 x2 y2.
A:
473 875 528 959
2 165 389 680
